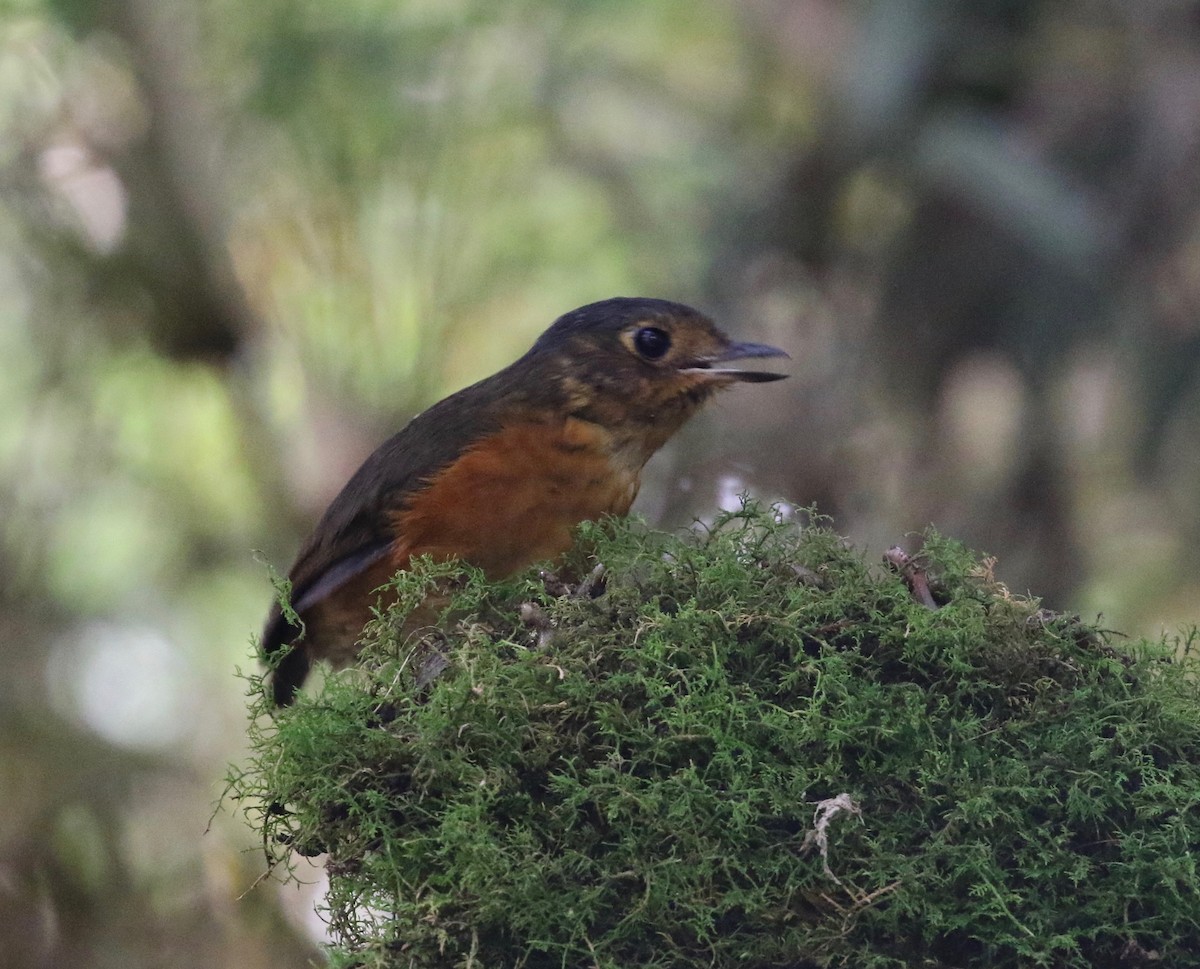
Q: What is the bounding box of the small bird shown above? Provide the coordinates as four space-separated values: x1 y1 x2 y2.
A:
263 297 788 704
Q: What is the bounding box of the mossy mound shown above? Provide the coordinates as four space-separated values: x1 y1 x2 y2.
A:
234 503 1200 969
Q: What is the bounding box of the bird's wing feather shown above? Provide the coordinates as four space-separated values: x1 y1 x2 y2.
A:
262 370 526 658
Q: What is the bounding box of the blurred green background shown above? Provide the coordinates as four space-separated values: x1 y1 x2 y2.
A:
3 0 1200 965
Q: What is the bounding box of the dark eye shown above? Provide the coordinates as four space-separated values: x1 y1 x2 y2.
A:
633 326 671 360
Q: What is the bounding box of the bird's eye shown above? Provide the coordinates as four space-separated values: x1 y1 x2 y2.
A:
633 326 671 360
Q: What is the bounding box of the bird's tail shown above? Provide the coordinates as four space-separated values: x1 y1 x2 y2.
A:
269 642 310 706
262 604 308 706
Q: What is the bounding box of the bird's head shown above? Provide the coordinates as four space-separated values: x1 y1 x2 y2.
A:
525 297 788 438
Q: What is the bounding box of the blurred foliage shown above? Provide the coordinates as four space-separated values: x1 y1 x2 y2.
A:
1 0 1199 965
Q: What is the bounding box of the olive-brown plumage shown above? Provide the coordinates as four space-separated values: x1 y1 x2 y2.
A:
263 297 787 704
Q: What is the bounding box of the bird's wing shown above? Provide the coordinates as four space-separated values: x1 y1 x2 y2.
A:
261 383 515 659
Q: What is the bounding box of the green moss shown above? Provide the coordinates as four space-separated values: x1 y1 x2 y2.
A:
231 502 1200 968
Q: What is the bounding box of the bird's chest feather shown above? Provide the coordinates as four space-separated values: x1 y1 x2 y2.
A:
388 417 643 577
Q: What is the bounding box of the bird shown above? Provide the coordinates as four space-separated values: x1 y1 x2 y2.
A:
262 296 788 705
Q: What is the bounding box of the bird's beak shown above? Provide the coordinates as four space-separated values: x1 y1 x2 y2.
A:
682 340 790 383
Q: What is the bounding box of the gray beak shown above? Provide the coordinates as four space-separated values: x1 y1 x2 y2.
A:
683 340 790 383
